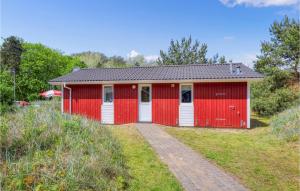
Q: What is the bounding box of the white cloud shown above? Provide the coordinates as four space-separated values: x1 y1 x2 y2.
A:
127 50 159 63
219 0 299 7
235 53 257 68
145 55 159 62
223 36 235 41
127 50 140 58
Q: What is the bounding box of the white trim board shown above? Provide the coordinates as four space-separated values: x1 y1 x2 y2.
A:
101 85 114 124
247 82 251 128
179 84 194 126
138 84 152 122
50 78 263 85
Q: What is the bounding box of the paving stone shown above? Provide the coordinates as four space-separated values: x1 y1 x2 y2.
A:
135 123 248 191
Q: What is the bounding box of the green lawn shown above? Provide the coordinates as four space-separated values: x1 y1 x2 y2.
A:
111 125 183 191
164 115 300 191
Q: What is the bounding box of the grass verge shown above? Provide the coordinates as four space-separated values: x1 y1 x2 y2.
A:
111 125 183 191
164 115 299 191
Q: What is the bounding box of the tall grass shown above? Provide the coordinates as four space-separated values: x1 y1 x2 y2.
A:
271 105 300 142
0 100 129 190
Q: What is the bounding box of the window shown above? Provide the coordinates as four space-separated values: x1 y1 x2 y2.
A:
104 86 113 103
141 86 150 102
181 85 192 103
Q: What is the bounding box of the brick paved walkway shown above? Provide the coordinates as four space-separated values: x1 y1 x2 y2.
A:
135 123 247 191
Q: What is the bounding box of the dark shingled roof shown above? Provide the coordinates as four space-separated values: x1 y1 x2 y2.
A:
49 63 263 83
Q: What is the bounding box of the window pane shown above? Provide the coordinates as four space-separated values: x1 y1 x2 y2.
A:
104 86 113 103
181 85 191 103
141 87 150 102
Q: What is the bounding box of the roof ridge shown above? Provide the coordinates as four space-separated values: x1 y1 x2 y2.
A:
80 63 243 70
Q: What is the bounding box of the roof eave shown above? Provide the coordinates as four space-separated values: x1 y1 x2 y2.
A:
49 77 264 85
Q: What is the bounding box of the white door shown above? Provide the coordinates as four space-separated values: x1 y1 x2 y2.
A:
101 85 114 124
179 84 194 126
139 84 152 122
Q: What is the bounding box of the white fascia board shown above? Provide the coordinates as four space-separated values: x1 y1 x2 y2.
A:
49 78 263 85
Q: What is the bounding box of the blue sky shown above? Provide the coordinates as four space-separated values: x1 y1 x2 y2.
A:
1 0 299 67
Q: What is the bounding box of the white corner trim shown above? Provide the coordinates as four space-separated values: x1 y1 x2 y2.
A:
247 82 251 128
63 83 72 114
61 85 64 113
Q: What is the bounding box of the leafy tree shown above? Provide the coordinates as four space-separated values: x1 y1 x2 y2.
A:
128 54 145 66
104 56 127 68
72 51 108 68
0 70 14 110
157 36 208 65
0 36 24 73
16 43 86 100
254 16 300 80
72 52 129 68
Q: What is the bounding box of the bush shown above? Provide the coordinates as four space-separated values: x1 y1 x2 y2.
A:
252 87 298 116
0 70 14 106
271 106 300 142
0 100 129 190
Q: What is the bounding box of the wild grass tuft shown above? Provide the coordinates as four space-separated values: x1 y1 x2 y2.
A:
271 105 300 142
0 100 129 190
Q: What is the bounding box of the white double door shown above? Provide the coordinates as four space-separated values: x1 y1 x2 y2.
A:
138 84 152 122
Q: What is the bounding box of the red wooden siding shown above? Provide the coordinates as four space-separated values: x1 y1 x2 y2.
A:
70 85 102 120
114 84 138 124
194 82 247 128
63 87 70 113
152 83 179 126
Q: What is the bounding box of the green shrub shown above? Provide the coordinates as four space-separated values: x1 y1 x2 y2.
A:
252 87 298 116
251 68 299 116
0 100 129 190
271 105 300 142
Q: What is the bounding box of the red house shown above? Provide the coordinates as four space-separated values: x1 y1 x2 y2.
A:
49 63 263 128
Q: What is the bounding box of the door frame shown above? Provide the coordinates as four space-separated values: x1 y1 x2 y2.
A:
138 84 152 122
101 84 114 124
179 83 194 126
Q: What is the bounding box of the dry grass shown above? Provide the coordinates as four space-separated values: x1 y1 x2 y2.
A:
0 101 129 190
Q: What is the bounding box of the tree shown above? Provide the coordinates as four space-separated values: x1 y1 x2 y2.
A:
157 36 208 65
219 56 226 64
128 54 145 66
105 56 127 68
251 16 300 116
0 36 24 73
72 51 108 68
17 43 86 101
254 16 300 80
208 54 219 64
199 44 208 64
0 70 14 109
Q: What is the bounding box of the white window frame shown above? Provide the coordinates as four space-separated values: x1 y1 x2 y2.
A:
103 85 114 105
179 84 193 105
139 84 152 104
